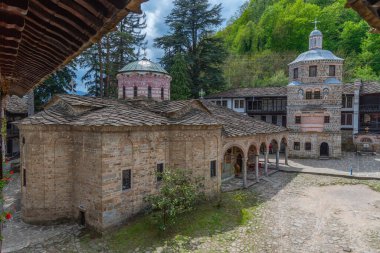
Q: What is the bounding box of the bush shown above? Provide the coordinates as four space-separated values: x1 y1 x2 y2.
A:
144 169 204 231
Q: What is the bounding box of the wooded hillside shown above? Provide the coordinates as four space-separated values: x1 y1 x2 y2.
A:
218 0 379 88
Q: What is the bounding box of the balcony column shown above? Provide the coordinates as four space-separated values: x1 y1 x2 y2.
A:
255 155 259 182
264 151 269 177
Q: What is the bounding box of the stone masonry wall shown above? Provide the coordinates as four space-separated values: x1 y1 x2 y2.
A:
289 60 343 84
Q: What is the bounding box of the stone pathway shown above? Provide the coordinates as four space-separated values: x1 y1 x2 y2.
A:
2 173 82 253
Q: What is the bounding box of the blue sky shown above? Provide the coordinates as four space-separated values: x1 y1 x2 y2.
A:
76 0 246 92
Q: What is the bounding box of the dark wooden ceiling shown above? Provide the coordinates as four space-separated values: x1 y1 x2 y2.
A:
0 0 146 96
346 0 380 33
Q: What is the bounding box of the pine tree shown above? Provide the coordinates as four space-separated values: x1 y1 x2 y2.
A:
155 0 228 98
34 63 77 111
169 54 191 100
78 13 147 97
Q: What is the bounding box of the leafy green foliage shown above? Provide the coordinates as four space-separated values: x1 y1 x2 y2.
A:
219 0 380 88
144 168 204 231
155 0 228 98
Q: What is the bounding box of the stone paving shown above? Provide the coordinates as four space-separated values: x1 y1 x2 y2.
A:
3 156 380 252
2 173 82 253
280 152 380 178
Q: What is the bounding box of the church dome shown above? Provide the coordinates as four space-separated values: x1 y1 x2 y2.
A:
310 29 322 37
289 49 344 65
119 58 169 75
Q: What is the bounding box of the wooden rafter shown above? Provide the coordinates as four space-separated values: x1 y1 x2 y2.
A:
346 0 380 33
0 0 148 96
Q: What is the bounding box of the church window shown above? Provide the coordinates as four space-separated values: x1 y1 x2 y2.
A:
134 86 138 98
210 160 217 178
293 68 298 79
314 90 321 99
122 169 132 190
309 66 317 77
306 91 312 100
148 86 152 98
161 87 164 100
305 142 312 151
324 116 330 124
295 116 301 124
329 65 336 76
157 163 164 182
294 142 300 151
123 86 126 99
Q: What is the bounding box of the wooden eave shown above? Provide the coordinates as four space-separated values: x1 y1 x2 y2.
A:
0 0 147 96
346 0 380 33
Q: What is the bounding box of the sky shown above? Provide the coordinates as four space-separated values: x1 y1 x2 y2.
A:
76 0 247 92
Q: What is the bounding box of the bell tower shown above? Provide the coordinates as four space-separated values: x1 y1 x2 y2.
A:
309 19 323 50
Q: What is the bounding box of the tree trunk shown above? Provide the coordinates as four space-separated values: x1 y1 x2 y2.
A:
97 41 104 98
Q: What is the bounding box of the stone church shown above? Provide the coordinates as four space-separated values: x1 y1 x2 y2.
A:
17 59 287 231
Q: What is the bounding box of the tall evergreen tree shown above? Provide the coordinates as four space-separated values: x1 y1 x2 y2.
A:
169 54 191 100
78 13 147 97
155 0 228 98
34 63 77 111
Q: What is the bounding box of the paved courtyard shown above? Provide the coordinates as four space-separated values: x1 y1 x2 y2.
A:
3 155 380 252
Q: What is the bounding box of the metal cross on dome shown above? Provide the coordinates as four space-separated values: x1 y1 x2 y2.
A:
312 18 320 30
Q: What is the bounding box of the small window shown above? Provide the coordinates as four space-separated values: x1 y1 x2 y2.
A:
123 86 126 99
234 100 244 109
294 142 300 151
222 101 228 107
329 65 336 76
324 116 330 124
122 169 131 190
23 169 26 187
346 96 353 108
261 115 266 122
272 115 277 125
295 116 301 124
134 86 138 98
148 86 152 98
305 142 312 151
161 88 165 100
342 96 347 108
309 66 317 77
306 91 312 100
210 160 217 178
346 113 353 125
294 68 299 79
314 90 321 99
157 163 164 182
341 114 346 125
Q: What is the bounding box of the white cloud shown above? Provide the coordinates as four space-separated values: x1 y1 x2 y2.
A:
142 0 247 61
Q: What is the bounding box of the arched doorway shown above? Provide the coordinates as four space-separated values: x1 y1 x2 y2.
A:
222 146 244 180
320 142 329 157
236 154 243 170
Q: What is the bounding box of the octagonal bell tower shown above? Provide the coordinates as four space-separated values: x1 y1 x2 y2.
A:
287 25 344 159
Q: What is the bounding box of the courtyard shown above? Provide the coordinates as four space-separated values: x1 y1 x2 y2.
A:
3 154 380 253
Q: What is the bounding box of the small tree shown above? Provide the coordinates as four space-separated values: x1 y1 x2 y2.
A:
144 169 204 231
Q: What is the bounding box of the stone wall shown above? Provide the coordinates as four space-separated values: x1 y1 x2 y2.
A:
341 130 355 152
19 124 222 231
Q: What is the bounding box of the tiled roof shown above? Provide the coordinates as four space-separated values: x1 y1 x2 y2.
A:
289 49 344 65
361 82 380 95
18 94 287 137
205 87 287 98
342 83 355 94
6 96 28 114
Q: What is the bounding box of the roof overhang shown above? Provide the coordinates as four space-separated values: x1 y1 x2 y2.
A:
346 0 380 33
0 0 147 96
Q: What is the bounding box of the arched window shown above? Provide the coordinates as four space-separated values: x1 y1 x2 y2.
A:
148 86 152 98
361 138 372 143
306 90 312 100
161 87 164 100
134 86 138 98
122 86 126 99
314 89 321 99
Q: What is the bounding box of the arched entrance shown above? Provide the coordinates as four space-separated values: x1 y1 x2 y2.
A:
320 142 329 157
222 146 244 180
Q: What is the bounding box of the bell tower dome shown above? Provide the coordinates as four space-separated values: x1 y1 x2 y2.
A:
309 20 323 50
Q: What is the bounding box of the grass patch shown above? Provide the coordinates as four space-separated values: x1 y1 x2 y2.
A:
80 191 261 252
